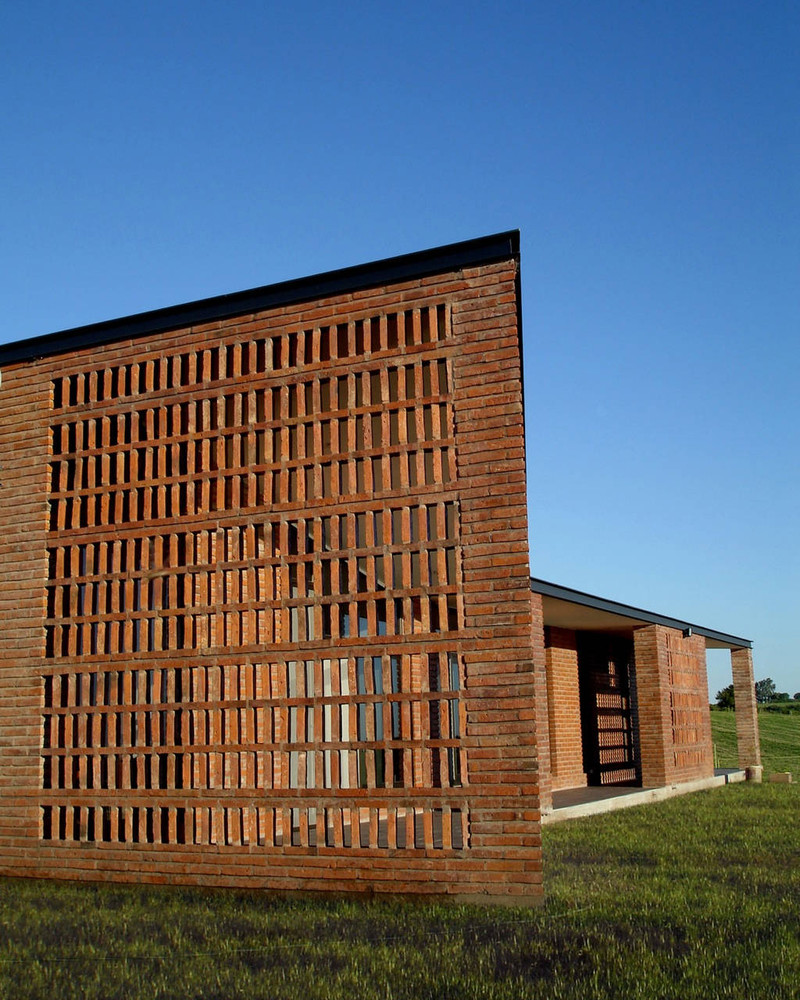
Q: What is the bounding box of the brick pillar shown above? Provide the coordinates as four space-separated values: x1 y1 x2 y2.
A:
530 593 552 812
544 628 586 791
731 646 762 775
0 366 51 857
632 626 672 787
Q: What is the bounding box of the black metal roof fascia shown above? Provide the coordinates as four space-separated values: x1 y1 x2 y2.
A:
0 231 520 366
530 577 752 649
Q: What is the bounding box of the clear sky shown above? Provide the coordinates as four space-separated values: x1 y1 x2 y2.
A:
1 1 797 697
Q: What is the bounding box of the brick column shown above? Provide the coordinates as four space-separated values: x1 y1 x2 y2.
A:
632 626 672 787
0 364 51 865
544 628 586 791
530 593 552 812
632 625 714 787
731 647 762 775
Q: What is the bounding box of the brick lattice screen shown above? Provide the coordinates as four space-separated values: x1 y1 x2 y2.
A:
0 247 542 901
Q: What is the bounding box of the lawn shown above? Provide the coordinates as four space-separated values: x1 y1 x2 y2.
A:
711 708 800 774
1 781 798 1000
1 714 797 999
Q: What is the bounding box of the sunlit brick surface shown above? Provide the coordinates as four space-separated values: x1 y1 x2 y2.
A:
633 625 713 787
0 241 542 901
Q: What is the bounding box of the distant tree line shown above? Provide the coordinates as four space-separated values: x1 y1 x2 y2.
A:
714 677 800 709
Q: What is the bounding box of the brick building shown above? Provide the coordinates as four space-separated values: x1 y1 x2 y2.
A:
0 232 760 902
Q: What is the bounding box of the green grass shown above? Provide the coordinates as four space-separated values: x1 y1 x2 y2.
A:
711 709 800 774
1 783 799 999
2 714 797 998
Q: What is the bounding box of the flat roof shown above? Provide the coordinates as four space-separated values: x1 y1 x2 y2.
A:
531 577 752 650
0 230 520 366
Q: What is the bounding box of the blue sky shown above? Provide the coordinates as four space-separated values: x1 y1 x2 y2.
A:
1 1 797 696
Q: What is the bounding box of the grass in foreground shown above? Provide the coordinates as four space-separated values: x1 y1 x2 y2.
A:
1 783 798 999
711 709 800 774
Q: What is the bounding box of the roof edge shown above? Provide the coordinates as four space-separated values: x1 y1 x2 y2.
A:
0 230 520 365
530 577 752 649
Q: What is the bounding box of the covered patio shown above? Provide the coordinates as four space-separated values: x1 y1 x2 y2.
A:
530 579 762 814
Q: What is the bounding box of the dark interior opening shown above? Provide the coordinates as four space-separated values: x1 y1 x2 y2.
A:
577 633 641 787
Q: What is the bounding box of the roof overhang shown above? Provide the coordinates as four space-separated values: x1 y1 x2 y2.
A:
531 578 751 650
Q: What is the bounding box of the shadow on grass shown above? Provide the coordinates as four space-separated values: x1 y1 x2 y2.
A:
0 784 798 999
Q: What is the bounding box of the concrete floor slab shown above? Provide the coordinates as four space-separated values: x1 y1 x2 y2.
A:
542 769 747 824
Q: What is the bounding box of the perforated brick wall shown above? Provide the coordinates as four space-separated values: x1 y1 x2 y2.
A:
633 625 713 787
0 243 542 902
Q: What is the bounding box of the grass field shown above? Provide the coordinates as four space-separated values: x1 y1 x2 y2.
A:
1 716 797 999
711 709 800 774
